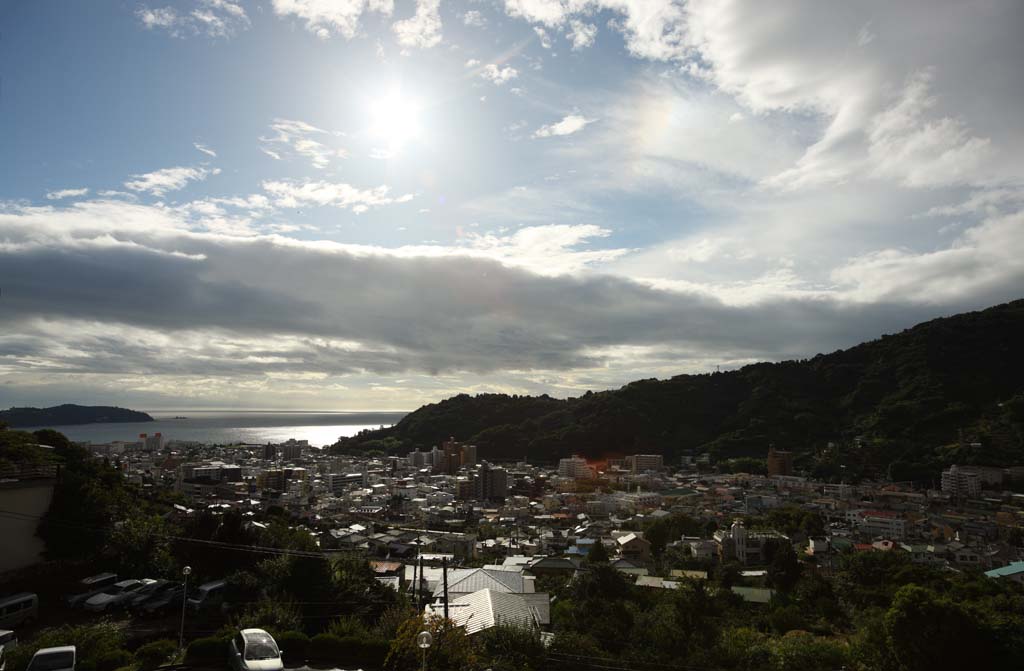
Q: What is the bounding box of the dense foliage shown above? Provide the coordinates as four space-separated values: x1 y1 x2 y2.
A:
334 299 1024 481
0 404 154 427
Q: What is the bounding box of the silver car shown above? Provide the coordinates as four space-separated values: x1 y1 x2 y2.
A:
26 647 76 671
84 580 148 612
229 629 283 671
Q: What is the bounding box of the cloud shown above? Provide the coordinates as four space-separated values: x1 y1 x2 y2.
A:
193 142 217 158
533 113 595 138
260 179 413 212
271 0 394 39
259 118 345 169
124 166 220 196
392 0 442 48
683 1 1024 191
502 1 688 60
533 26 552 49
567 19 596 50
136 0 250 38
480 64 519 85
45 188 89 201
462 10 486 27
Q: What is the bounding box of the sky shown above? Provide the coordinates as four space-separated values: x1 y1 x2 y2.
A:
1 0 1023 411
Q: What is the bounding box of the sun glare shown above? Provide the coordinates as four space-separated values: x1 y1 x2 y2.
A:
368 90 422 155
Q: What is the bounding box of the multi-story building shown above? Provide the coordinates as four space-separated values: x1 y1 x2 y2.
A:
767 447 794 476
626 454 664 473
857 510 907 540
558 456 594 480
139 433 165 451
475 462 509 501
941 465 983 498
281 442 303 461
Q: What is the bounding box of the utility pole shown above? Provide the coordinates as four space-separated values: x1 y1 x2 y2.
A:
418 556 424 609
442 556 449 620
178 565 192 650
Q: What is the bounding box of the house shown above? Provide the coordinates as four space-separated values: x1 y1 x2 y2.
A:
615 533 652 561
985 561 1024 584
427 588 543 635
431 568 536 601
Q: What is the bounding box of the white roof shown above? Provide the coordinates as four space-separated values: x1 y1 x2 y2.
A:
429 589 539 635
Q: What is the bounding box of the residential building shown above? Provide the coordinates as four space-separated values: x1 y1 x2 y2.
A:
941 465 982 498
558 456 594 480
767 447 794 476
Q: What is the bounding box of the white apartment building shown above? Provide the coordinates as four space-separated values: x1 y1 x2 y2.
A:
558 456 594 480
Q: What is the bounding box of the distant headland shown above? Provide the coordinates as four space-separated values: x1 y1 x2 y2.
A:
0 404 155 428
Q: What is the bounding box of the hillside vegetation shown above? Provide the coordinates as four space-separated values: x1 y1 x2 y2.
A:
0 404 154 427
333 299 1024 481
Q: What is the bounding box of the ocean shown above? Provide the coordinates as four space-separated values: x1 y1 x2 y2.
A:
23 410 407 448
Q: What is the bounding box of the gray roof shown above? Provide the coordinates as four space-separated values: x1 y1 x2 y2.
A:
429 589 540 635
431 568 534 598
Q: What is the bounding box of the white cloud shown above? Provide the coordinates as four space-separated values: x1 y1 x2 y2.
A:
465 58 481 68
45 188 89 201
462 10 486 27
136 0 249 38
271 0 394 39
502 1 687 60
392 0 442 49
480 63 519 85
124 166 219 196
533 26 552 49
261 179 414 212
260 118 345 169
193 142 217 158
533 113 595 138
567 19 596 50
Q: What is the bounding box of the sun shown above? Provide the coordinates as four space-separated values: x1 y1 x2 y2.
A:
367 90 422 155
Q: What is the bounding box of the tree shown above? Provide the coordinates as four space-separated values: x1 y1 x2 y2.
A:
475 624 546 671
384 614 479 671
587 539 609 563
767 631 847 671
768 543 801 592
883 585 990 671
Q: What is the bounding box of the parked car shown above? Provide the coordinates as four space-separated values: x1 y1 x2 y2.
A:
84 580 148 612
66 574 118 608
126 580 177 611
138 584 185 616
26 646 75 671
229 629 283 671
0 594 37 629
0 631 17 651
187 580 226 612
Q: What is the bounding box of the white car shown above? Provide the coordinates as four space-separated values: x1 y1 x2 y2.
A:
229 629 284 671
26 646 76 671
84 580 149 612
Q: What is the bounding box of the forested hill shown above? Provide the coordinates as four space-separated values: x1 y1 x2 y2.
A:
334 300 1024 481
0 404 154 427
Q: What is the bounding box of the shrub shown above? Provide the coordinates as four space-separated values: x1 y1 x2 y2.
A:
308 633 346 662
6 623 126 671
275 631 310 665
308 632 388 667
95 649 133 671
134 639 178 671
184 636 228 666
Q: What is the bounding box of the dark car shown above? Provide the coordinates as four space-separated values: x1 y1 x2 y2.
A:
138 583 185 616
126 580 178 611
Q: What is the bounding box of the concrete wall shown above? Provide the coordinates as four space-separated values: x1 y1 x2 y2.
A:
0 480 55 573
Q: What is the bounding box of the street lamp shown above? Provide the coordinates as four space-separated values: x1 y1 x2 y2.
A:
179 566 192 650
416 631 432 671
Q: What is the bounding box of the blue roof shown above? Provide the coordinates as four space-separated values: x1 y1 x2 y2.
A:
984 561 1024 578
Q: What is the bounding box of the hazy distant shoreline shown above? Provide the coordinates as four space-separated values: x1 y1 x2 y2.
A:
19 410 408 448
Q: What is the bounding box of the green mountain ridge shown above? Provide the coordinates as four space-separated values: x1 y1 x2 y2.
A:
333 299 1024 482
0 403 155 427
